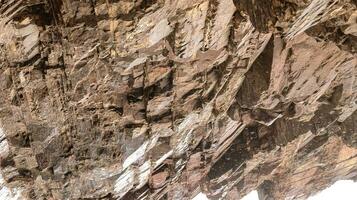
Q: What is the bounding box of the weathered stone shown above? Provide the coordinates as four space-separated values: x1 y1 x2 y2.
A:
0 0 356 199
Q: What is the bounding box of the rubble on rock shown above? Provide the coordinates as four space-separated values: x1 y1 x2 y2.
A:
0 0 356 199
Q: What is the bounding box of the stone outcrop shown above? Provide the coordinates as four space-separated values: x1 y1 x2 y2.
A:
0 0 356 199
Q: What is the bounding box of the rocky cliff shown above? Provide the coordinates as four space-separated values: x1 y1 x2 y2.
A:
0 0 356 199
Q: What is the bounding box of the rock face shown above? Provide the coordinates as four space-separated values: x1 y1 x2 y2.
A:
0 0 356 199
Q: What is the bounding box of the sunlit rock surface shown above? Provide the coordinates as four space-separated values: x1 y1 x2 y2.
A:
0 0 356 199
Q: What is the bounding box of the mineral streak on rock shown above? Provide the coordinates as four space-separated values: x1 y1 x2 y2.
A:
0 0 356 199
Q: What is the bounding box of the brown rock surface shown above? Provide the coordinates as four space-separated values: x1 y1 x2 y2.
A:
0 0 356 199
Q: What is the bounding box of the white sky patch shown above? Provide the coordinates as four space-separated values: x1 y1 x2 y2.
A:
192 190 259 200
308 180 357 200
192 192 208 200
241 190 259 200
191 181 357 200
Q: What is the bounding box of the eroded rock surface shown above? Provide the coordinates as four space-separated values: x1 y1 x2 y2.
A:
0 0 356 199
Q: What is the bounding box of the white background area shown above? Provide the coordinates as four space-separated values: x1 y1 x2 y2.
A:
192 180 357 200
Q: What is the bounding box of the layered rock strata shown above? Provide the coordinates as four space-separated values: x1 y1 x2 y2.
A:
0 0 356 199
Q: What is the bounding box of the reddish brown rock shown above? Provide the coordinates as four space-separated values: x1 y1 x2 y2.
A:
150 171 169 189
0 0 356 200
